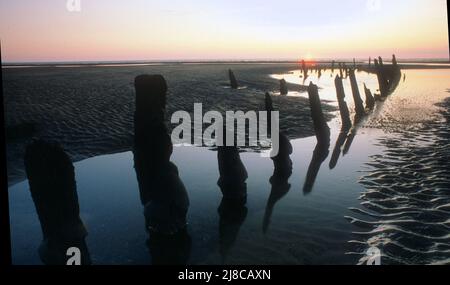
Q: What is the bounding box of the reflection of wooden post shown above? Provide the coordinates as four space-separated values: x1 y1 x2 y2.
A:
307 83 330 146
229 69 238 89
349 69 365 117
280 79 288 95
334 75 352 128
364 83 375 110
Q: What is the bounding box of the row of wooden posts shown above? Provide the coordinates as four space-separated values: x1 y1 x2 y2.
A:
229 56 401 193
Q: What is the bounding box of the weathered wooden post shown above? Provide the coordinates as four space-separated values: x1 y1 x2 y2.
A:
25 140 91 265
349 69 366 117
334 75 352 128
229 69 238 89
374 58 388 97
307 82 330 146
364 83 375 110
134 75 191 265
280 79 288 95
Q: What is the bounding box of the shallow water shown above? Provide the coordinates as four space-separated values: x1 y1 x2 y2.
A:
8 68 450 265
271 69 379 105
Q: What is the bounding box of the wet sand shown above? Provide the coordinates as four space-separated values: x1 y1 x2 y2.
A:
4 63 336 185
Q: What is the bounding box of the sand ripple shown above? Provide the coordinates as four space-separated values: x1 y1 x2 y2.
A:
4 64 335 185
347 98 450 265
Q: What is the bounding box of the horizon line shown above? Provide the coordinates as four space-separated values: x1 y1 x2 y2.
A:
3 57 450 66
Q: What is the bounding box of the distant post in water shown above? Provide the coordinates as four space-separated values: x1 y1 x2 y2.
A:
228 69 238 89
280 79 288 95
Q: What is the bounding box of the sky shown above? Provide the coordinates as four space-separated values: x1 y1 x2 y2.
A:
0 0 449 62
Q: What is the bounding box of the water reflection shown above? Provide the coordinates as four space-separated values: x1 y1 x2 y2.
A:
329 128 350 170
263 132 292 233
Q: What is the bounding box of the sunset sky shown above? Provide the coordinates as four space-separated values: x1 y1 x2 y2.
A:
0 0 449 62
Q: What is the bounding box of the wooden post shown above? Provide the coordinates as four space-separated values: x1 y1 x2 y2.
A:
349 69 366 117
24 140 91 265
364 83 375 110
228 69 238 89
280 79 288 95
334 75 352 128
133 75 189 242
374 58 388 97
307 82 330 146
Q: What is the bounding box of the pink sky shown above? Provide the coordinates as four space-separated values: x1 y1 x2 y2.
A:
1 0 449 62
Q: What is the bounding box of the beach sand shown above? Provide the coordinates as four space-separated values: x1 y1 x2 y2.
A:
4 63 336 185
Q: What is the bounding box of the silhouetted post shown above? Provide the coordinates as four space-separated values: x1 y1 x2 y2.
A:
378 56 384 67
217 126 248 261
364 83 375 110
369 57 371 68
133 75 191 264
307 83 330 146
349 69 366 117
228 69 238 89
390 54 402 80
339 63 344 78
374 58 388 97
265 92 274 135
353 58 356 68
331 60 335 73
392 54 398 67
217 147 248 204
334 75 352 128
134 74 171 162
25 140 91 265
280 79 288 95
